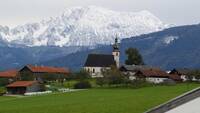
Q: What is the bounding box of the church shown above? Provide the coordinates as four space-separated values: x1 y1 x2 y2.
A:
84 38 120 78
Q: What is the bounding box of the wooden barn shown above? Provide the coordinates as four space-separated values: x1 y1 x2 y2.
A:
0 69 19 83
19 65 70 83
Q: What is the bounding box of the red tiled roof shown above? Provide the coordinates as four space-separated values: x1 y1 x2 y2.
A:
6 81 37 87
26 65 69 74
138 69 182 81
0 69 18 78
139 69 169 78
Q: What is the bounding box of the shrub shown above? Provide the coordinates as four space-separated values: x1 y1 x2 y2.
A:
0 88 6 96
47 86 58 92
100 66 127 86
96 78 107 86
74 81 91 89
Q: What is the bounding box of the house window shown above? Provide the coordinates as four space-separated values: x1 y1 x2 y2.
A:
116 52 118 56
93 68 95 73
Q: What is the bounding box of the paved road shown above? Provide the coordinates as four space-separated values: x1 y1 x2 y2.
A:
166 97 200 113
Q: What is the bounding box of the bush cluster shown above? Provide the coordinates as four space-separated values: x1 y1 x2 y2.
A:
74 81 91 89
0 88 6 96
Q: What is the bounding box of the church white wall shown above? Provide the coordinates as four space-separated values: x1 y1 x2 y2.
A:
84 66 110 78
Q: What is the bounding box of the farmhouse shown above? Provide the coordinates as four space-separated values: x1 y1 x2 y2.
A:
169 68 192 81
135 69 172 84
120 65 181 83
84 38 120 77
120 65 159 79
6 81 42 95
19 65 70 83
120 65 166 81
0 69 19 83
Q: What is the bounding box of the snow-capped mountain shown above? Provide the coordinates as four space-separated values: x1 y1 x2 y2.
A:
40 24 200 70
0 6 168 47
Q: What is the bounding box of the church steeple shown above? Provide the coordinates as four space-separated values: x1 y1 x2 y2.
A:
112 35 120 68
113 35 120 52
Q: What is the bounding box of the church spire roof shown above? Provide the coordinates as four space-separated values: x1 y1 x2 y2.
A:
113 35 120 52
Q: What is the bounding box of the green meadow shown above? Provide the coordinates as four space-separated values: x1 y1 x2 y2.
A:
0 83 199 113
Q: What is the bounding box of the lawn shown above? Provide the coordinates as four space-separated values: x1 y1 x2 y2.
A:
0 83 199 113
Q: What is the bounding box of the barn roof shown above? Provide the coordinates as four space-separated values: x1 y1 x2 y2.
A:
137 69 169 78
21 65 69 74
120 65 159 72
6 81 37 87
0 69 18 78
134 69 182 81
84 54 116 67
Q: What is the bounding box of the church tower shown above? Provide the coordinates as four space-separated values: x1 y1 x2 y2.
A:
112 36 120 68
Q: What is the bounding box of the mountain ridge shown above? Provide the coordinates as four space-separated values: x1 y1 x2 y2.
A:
39 24 200 70
0 6 167 47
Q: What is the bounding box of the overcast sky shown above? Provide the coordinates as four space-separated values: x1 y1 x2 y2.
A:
0 0 200 27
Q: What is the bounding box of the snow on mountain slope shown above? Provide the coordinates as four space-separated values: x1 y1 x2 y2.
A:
0 6 168 47
163 36 179 45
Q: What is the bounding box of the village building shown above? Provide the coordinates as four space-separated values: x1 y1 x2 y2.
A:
0 69 19 83
84 38 120 77
84 54 116 77
6 81 42 95
120 65 181 83
137 69 181 84
169 68 192 81
135 69 170 84
119 65 159 80
19 65 70 83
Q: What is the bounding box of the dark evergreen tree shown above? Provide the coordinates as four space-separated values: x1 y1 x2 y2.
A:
125 48 144 65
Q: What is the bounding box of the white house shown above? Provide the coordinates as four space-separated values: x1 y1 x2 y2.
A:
120 65 181 84
84 38 120 78
119 65 157 80
135 69 173 84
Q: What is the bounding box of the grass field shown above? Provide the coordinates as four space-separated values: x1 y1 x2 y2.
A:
0 83 199 113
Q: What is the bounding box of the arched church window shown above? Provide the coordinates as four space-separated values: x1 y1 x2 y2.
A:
93 68 95 73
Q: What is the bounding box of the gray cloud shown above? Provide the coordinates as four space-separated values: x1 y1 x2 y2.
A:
0 0 199 27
